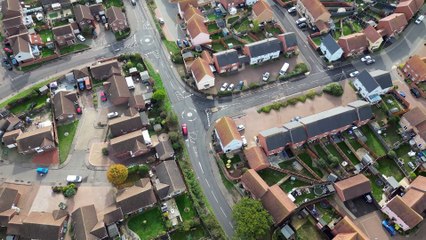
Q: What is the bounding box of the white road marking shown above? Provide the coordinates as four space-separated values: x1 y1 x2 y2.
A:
205 178 211 188
198 161 204 174
211 190 219 203
220 207 227 217
229 222 234 229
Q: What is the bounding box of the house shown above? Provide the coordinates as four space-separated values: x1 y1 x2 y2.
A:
53 91 78 123
0 115 23 132
108 113 144 137
332 216 369 240
257 127 291 155
0 187 20 227
382 195 423 231
244 146 270 171
400 107 426 149
337 33 369 58
334 174 371 202
155 133 175 160
183 5 204 23
186 17 210 46
214 117 243 153
2 129 22 149
109 130 150 160
89 4 104 18
155 160 186 200
243 38 282 65
352 70 393 103
71 205 108 240
106 6 128 33
213 49 240 74
319 34 343 62
16 126 55 154
1 0 22 19
395 0 424 21
363 25 383 52
240 169 269 199
101 205 124 226
402 55 426 82
73 4 95 30
377 13 408 38
3 16 25 36
116 178 157 216
261 185 297 225
105 75 131 106
296 0 331 33
277 32 298 53
90 60 121 81
220 0 245 10
190 57 215 90
73 68 90 82
52 24 76 47
9 34 34 63
177 0 198 18
252 0 274 23
401 176 426 215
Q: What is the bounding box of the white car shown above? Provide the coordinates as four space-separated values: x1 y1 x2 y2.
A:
349 71 359 78
415 15 424 24
241 136 247 147
220 83 229 91
107 112 119 119
361 55 371 62
237 124 245 131
66 175 83 183
227 83 235 91
287 7 296 13
262 72 270 81
77 34 86 42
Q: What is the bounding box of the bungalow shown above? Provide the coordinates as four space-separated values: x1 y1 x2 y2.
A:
243 38 282 65
155 133 175 160
190 57 215 90
71 205 108 240
106 6 128 33
90 60 121 81
240 169 269 199
382 195 423 231
334 174 371 202
261 185 297 225
252 0 274 23
177 0 198 18
16 126 55 154
395 0 424 21
277 32 298 53
214 116 243 153
1 0 22 20
352 70 393 103
53 91 78 123
363 25 383 52
0 187 20 227
377 13 408 38
213 49 240 74
109 130 150 160
2 129 22 149
9 34 35 63
108 113 144 137
332 216 369 240
244 146 270 171
402 55 426 82
296 0 331 33
337 32 369 58
399 107 426 149
52 24 76 47
105 75 130 106
186 17 210 46
319 34 343 62
155 160 186 200
73 4 95 30
115 178 157 216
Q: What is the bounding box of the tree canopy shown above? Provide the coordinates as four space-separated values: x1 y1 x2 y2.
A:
233 198 272 240
106 164 128 185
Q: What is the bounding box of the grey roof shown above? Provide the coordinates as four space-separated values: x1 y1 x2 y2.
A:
246 38 282 58
347 100 373 121
280 224 295 239
140 71 150 81
386 176 400 189
139 111 150 126
321 34 341 54
370 69 393 90
258 127 292 150
214 49 239 67
283 121 307 143
356 70 379 92
283 32 297 48
156 160 186 199
238 55 250 64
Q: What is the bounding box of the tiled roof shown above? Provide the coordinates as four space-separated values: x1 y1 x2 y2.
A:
244 146 270 171
321 34 341 54
402 188 426 214
378 13 408 36
107 75 131 102
178 0 198 13
334 174 371 201
385 195 423 229
241 169 269 199
402 107 426 127
155 160 186 199
332 216 369 240
337 32 368 54
109 130 148 156
16 126 54 152
252 0 272 17
405 55 426 79
74 4 94 23
245 38 282 58
299 0 329 20
108 114 143 137
187 17 208 39
71 205 107 240
261 185 297 224
116 178 157 215
191 57 214 83
363 25 382 43
53 91 78 118
90 60 121 80
370 69 393 90
214 117 241 147
258 127 291 152
183 5 203 22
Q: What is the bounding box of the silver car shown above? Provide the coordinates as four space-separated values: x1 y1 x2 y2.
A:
66 175 83 183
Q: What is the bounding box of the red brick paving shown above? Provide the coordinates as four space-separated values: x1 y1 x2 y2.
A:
32 149 59 166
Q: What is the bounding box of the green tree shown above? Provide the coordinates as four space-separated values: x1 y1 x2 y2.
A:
152 89 166 102
317 158 327 168
137 164 149 177
252 20 261 33
64 187 76 198
168 131 179 142
387 150 397 159
323 83 344 96
328 154 339 167
233 198 272 240
136 63 144 72
107 164 128 185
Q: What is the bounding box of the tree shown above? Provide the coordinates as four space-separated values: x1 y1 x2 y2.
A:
233 198 272 240
137 164 149 177
328 154 339 168
317 158 327 168
107 164 128 185
323 83 344 96
168 131 179 143
64 187 76 198
152 89 166 102
387 150 397 159
136 63 144 72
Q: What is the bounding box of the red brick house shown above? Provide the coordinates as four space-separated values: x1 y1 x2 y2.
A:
395 0 424 21
402 55 426 82
252 0 274 23
212 49 240 73
334 174 371 202
277 32 298 53
337 32 369 58
73 4 94 30
244 146 270 171
377 13 408 37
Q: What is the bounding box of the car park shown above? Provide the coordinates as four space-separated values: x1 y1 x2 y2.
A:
262 72 270 81
349 71 359 78
107 112 119 119
220 82 229 91
227 83 235 91
181 123 188 136
77 34 86 42
100 91 107 101
66 175 83 183
237 124 245 131
410 88 421 98
361 56 371 62
415 15 424 24
287 7 296 13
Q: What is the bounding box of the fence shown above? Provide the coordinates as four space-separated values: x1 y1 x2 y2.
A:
19 53 60 68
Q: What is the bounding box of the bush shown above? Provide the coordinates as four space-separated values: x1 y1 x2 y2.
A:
102 148 109 156
259 105 272 113
52 186 63 193
168 131 179 142
64 187 77 198
306 90 317 99
271 102 281 111
297 95 307 103
323 83 344 96
107 164 128 185
287 98 298 105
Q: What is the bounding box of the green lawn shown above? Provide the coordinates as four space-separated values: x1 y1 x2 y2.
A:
348 137 362 151
395 143 415 173
175 194 196 222
342 24 353 36
224 38 242 47
382 123 403 147
212 42 226 52
279 160 314 178
39 30 53 43
382 94 403 111
57 121 79 164
104 0 123 8
258 168 286 186
296 218 327 240
325 144 341 160
376 157 404 181
207 23 219 32
280 179 309 193
313 144 328 160
332 29 341 40
170 226 207 240
234 18 251 32
298 152 324 177
367 174 384 202
337 142 359 165
163 40 180 55
227 16 239 25
59 44 89 55
9 94 48 114
128 207 167 240
361 126 387 157
207 13 218 21
265 26 283 35
352 21 363 32
41 48 55 58
372 105 388 124
52 19 69 27
317 204 340 224
312 37 322 46
48 12 58 19
240 35 255 43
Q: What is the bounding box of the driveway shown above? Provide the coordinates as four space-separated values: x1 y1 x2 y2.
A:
354 211 391 240
74 108 107 151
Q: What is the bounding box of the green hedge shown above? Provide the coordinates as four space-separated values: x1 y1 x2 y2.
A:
278 63 309 81
257 90 321 113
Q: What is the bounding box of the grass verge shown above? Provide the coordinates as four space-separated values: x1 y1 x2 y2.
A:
57 121 79 164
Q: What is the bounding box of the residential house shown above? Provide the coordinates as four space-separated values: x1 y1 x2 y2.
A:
243 38 282 65
52 24 76 47
177 0 198 18
382 195 423 231
377 13 408 38
71 205 108 240
244 146 270 171
191 57 215 90
0 115 23 132
129 94 145 111
106 6 128 33
155 160 186 200
363 25 383 52
186 17 210 46
1 0 22 19
332 216 369 240
213 49 240 74
395 0 424 21
101 205 124 226
400 107 426 149
2 129 22 149
116 178 157 216
155 133 175 160
53 91 78 123
402 55 426 82
220 0 245 10
352 70 393 103
3 16 25 36
319 34 343 62
201 50 213 64
296 0 331 33
257 127 291 155
105 75 131 106
16 126 55 154
214 116 243 153
337 32 369 58
109 130 150 160
401 176 426 215
0 187 20 227
74 4 95 30
90 60 121 81
261 185 297 225
109 113 144 137
240 169 269 199
334 174 371 202
252 0 274 23
9 33 34 63
89 4 104 18
183 5 204 23
73 68 90 82
277 32 298 53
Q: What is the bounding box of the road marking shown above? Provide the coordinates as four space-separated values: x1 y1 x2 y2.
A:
211 191 219 203
229 222 234 229
220 207 227 217
198 162 204 174
205 178 211 188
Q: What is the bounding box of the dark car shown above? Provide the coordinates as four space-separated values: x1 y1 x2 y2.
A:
182 39 190 47
77 80 85 91
3 58 12 71
176 39 183 48
237 80 244 90
410 88 421 98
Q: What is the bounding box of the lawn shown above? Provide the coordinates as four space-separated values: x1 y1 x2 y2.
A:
175 194 196 222
104 0 123 8
224 38 242 47
395 143 415 173
207 13 218 21
163 40 180 55
280 179 309 193
296 217 327 240
265 25 283 35
48 12 58 19
41 48 55 58
221 154 241 165
52 19 69 27
240 35 255 43
367 174 384 202
382 94 403 111
258 168 286 186
227 16 239 25
337 142 359 165
212 42 226 52
352 21 363 32
9 94 48 114
382 122 402 147
39 30 53 43
313 144 328 160
57 121 79 164
332 29 341 40
211 33 222 40
312 37 322 46
207 23 219 32
361 126 387 157
376 157 404 181
348 137 362 151
317 203 340 224
234 18 251 32
127 207 167 240
170 226 207 240
59 44 89 55
279 160 314 178
372 105 388 124
342 24 353 36
325 144 341 160
298 152 324 177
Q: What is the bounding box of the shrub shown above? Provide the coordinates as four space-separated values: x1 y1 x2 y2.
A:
259 105 272 113
102 148 109 156
168 131 179 142
306 90 317 99
323 83 344 96
387 150 396 159
287 98 298 105
297 95 307 103
107 164 128 185
64 187 77 198
52 186 63 193
271 102 281 111
248 82 260 89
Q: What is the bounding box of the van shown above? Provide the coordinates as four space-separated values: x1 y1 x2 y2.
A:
279 62 290 75
84 78 91 90
296 17 307 25
125 77 135 90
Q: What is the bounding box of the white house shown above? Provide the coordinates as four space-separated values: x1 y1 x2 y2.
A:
191 58 215 90
243 38 282 65
214 117 243 153
187 17 211 46
11 35 35 63
352 70 393 103
382 196 423 231
319 34 343 62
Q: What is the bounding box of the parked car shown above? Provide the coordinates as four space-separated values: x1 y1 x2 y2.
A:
262 72 270 81
382 220 396 236
176 39 183 48
361 55 371 62
227 83 235 91
415 15 424 24
241 136 247 147
408 161 416 170
158 18 165 25
131 0 136 6
77 34 86 42
365 194 373 203
237 124 245 131
237 80 244 90
107 112 119 119
220 82 229 91
100 91 107 101
76 107 82 115
101 15 107 24
77 80 85 91
398 91 406 98
297 22 307 29
182 39 190 47
181 123 188 136
36 167 48 176
365 58 375 65
410 88 421 98
287 7 296 13
295 17 307 25
349 70 359 78
66 175 83 183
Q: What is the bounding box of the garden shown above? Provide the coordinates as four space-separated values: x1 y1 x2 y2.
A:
337 141 359 165
375 157 404 181
296 217 328 240
298 152 324 178
361 126 387 157
313 201 341 224
128 207 167 240
382 94 404 112
258 168 286 186
57 120 79 164
279 160 315 179
8 92 49 114
280 178 309 193
395 143 416 173
59 43 90 55
367 174 385 202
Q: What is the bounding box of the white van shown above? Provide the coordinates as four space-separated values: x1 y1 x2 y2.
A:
279 62 290 75
296 17 307 25
125 77 135 90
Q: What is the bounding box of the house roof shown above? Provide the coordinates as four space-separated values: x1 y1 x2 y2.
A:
347 100 373 121
155 160 186 199
16 126 54 152
108 114 143 137
102 205 124 225
155 136 175 161
283 121 307 143
241 169 269 199
73 68 90 80
191 57 214 83
402 107 426 127
396 0 424 20
213 49 239 68
332 216 369 240
405 55 426 78
363 25 382 43
2 129 22 146
116 178 157 215
106 6 126 25
3 16 23 30
129 94 145 110
355 70 379 92
401 188 426 214
71 205 107 240
89 4 104 16
279 32 297 49
90 60 121 80
258 127 291 152
245 38 282 58
40 0 70 5
107 75 131 103
244 146 270 171
74 4 94 23
1 0 21 19
337 32 369 54
201 50 213 63
53 91 78 118
261 185 297 224
0 187 19 213
321 34 341 54
52 24 74 38
11 35 30 54
183 5 204 22
300 0 329 20
334 174 371 201
16 211 68 240
187 17 209 39
408 175 426 192
110 130 148 156
385 195 423 229
378 13 408 35
370 69 393 90
252 0 272 17
214 116 241 147
178 0 198 13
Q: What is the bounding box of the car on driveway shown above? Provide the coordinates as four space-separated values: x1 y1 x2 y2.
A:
410 88 421 98
262 72 270 81
237 124 245 131
415 15 424 24
176 39 183 48
361 55 371 62
220 82 229 91
66 175 83 183
107 112 119 119
77 34 86 42
100 91 107 101
3 59 12 71
227 83 235 91
287 7 296 13
181 123 188 136
398 91 406 98
365 58 375 65
349 71 359 78
297 22 307 29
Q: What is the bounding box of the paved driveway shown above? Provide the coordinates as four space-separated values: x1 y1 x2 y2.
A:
354 211 391 240
74 108 107 151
